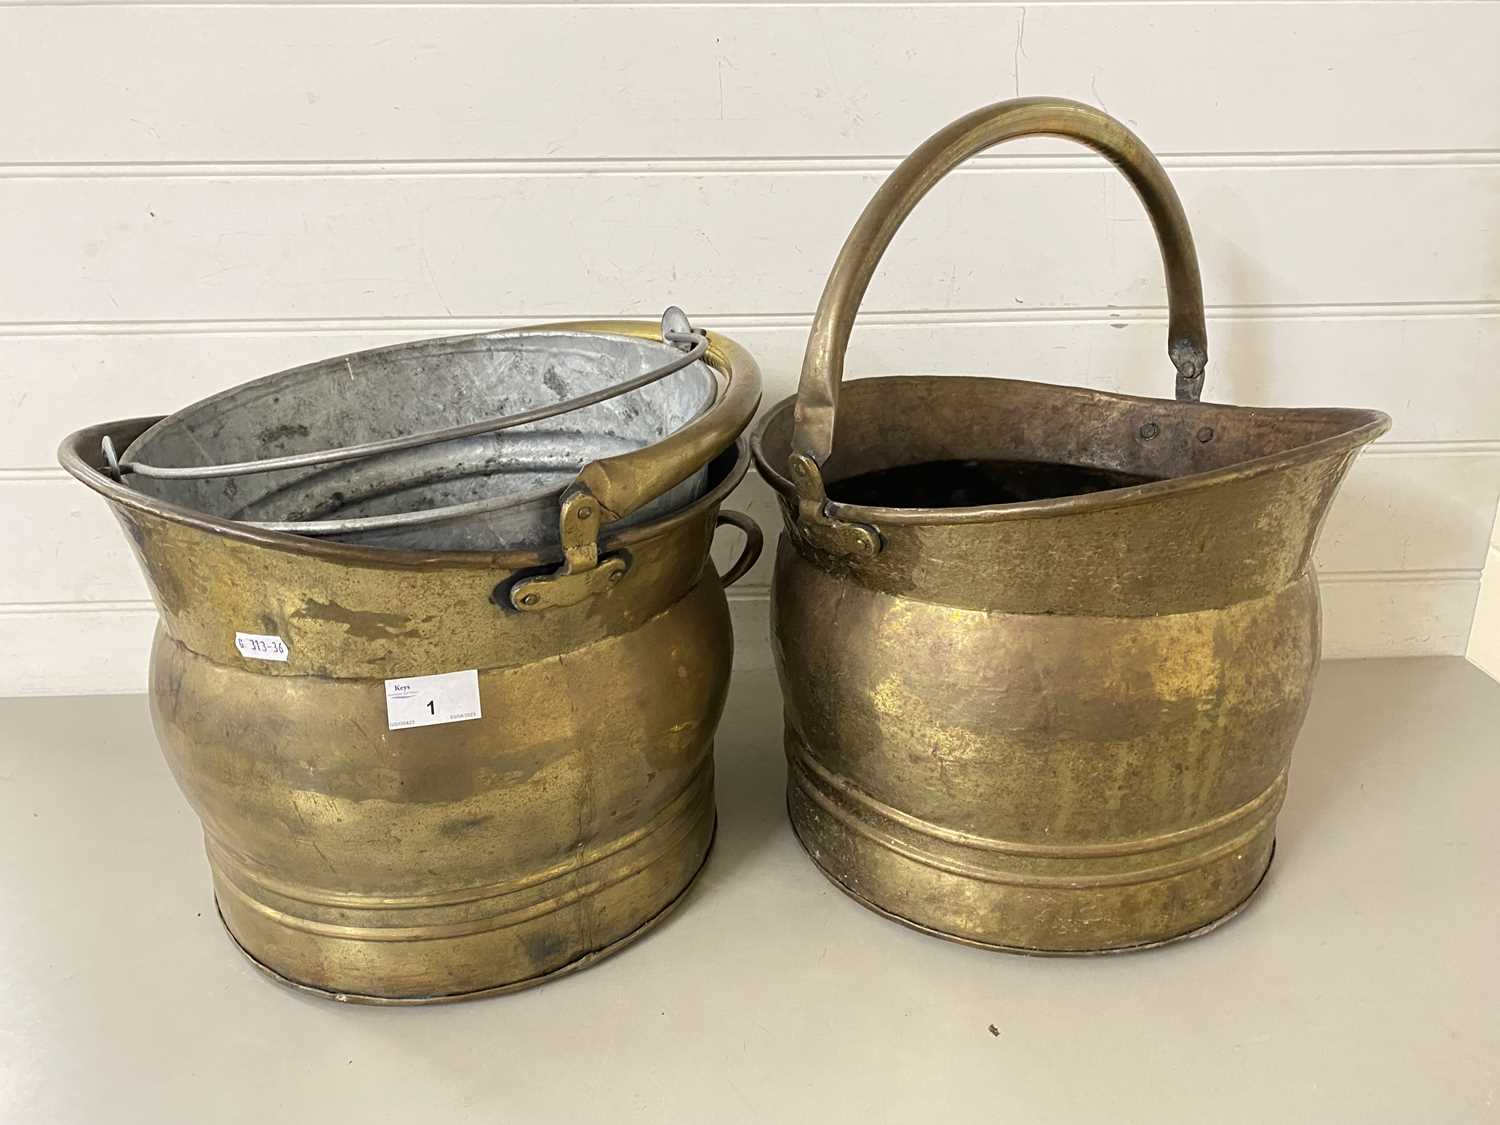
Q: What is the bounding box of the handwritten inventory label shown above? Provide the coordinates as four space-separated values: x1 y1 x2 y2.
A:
385 669 482 731
234 632 289 663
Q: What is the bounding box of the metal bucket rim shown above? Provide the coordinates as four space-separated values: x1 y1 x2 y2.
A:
232 364 728 538
60 416 753 570
122 324 714 469
752 374 1390 527
117 322 726 538
77 319 760 553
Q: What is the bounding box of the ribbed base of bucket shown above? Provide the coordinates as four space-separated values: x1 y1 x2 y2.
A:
217 816 716 1005
790 797 1275 955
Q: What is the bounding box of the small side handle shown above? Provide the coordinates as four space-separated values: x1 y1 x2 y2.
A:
712 510 764 588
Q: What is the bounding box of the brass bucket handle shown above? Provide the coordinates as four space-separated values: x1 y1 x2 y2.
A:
791 96 1209 474
512 320 764 611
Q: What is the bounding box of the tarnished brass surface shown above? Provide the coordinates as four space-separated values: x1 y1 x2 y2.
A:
752 98 1389 953
59 325 764 1001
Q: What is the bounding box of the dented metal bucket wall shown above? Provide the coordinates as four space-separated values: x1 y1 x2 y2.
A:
752 98 1390 952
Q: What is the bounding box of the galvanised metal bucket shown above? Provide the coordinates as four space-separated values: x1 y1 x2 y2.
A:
109 314 723 551
751 98 1389 953
61 324 763 1001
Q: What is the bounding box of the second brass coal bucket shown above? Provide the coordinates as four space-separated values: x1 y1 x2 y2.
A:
61 323 763 1001
752 98 1390 953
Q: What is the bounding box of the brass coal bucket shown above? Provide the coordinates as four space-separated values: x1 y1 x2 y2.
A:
751 98 1390 953
62 321 763 1001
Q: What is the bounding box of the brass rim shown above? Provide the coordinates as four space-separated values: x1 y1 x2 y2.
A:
752 381 1390 528
61 418 754 570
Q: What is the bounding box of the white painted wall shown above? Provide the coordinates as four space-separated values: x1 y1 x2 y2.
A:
1467 498 1500 683
4 2 1499 695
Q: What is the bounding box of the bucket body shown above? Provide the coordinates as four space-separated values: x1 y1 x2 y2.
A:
755 377 1386 951
755 98 1389 952
62 412 762 1001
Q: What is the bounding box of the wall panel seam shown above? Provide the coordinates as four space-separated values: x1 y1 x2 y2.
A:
0 1 1484 10
3 301 1497 336
4 151 1500 179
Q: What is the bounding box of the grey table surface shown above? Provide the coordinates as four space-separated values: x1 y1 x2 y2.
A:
2 657 1497 1124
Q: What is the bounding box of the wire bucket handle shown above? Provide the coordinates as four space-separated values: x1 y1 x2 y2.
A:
787 97 1209 558
103 308 709 484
